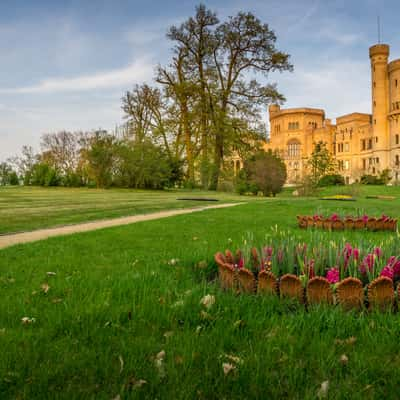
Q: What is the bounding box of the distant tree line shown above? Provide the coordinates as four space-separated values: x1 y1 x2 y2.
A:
2 4 293 190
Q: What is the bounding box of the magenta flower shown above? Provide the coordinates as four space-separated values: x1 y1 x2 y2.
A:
374 247 382 259
263 246 273 257
362 215 369 224
353 248 360 261
237 258 244 269
380 266 394 280
326 267 340 284
331 213 339 222
393 260 400 277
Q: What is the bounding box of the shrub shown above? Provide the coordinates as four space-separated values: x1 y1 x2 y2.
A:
318 174 345 187
360 174 383 185
240 150 286 196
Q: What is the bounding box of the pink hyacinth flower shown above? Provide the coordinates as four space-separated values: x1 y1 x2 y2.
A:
380 266 394 280
352 248 360 261
326 267 340 284
374 247 382 259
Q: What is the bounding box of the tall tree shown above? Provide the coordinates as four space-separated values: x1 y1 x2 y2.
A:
167 4 219 188
307 141 337 185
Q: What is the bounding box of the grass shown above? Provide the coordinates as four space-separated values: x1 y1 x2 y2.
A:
0 186 254 234
1 192 400 399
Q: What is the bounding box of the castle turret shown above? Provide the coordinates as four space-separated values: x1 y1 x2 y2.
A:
369 44 390 166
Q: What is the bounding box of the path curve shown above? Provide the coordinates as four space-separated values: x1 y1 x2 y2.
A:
0 203 244 250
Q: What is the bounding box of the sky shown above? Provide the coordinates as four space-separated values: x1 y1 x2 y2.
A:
1 0 400 161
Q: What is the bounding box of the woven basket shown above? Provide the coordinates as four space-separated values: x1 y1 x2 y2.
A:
336 277 364 310
237 268 256 294
344 219 354 230
332 220 344 230
297 215 307 229
279 274 303 302
375 219 385 231
257 271 277 295
315 219 323 228
214 252 226 267
224 250 234 265
323 219 332 230
368 276 394 311
306 277 334 305
366 218 377 231
389 219 398 232
306 216 314 228
354 219 365 230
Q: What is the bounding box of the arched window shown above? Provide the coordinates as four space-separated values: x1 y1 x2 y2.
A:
287 140 300 158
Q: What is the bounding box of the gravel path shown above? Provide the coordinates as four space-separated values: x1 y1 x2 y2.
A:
0 203 243 250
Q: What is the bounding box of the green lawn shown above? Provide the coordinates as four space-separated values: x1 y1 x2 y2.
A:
0 186 253 234
1 193 400 399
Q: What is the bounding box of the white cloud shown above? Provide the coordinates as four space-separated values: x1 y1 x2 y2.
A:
0 58 154 94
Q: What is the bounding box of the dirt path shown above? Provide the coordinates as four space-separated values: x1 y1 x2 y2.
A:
0 203 244 250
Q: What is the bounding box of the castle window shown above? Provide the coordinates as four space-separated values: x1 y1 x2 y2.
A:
396 155 399 166
344 160 350 170
344 143 349 152
396 79 398 88
396 134 399 145
376 157 379 163
361 139 366 150
374 119 376 125
287 140 300 157
368 139 372 149
374 100 376 107
375 136 378 143
363 159 366 170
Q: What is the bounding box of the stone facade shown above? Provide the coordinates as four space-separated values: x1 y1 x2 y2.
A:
263 43 400 184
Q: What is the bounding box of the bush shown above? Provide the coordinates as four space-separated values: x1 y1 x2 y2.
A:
360 174 383 185
30 163 61 187
238 150 286 196
318 174 345 187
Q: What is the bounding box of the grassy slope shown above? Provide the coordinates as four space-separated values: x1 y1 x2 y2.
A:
0 187 254 234
1 197 400 399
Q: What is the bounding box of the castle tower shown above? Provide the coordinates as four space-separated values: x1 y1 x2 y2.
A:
388 59 400 178
369 44 390 168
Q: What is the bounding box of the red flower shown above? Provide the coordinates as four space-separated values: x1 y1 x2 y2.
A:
326 267 339 284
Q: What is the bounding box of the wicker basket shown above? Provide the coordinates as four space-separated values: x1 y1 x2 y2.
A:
237 268 256 294
323 219 332 230
336 277 364 310
279 274 303 302
224 250 234 265
315 219 323 229
257 271 277 295
389 219 398 232
368 276 394 311
332 220 344 230
306 216 314 228
366 218 377 231
354 219 366 230
306 277 334 305
344 218 354 230
375 219 385 231
297 215 307 229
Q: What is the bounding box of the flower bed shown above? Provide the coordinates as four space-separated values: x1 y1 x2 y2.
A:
214 233 400 311
297 213 397 231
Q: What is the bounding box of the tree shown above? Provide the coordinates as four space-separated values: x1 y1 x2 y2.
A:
307 141 337 186
0 162 19 185
40 131 79 175
81 131 116 188
241 150 286 196
165 6 292 189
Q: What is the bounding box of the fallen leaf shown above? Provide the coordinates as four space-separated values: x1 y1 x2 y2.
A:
200 294 215 309
223 363 236 375
41 283 50 294
119 355 124 374
317 381 329 398
46 272 56 276
340 354 349 365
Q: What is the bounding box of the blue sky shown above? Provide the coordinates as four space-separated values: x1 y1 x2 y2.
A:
1 0 399 161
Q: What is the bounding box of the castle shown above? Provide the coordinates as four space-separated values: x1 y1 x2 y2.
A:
263 43 400 184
